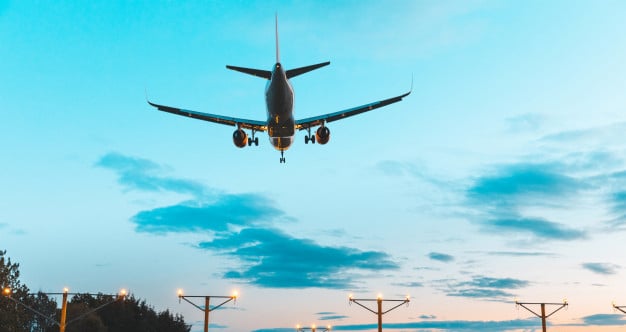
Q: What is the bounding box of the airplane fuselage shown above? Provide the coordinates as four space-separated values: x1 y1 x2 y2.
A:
265 63 295 151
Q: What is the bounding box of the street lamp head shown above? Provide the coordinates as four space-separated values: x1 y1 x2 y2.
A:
327 325 332 331
377 293 382 300
118 289 128 300
177 289 183 297
232 290 238 299
2 287 10 296
296 324 301 330
63 287 69 294
563 298 568 305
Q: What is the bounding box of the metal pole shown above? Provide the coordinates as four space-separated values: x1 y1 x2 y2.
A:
377 297 383 332
541 303 546 332
204 296 210 332
59 291 68 332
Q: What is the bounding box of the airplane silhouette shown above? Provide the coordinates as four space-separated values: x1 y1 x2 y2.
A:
148 16 410 163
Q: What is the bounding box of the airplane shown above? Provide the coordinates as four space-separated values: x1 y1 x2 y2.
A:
148 16 410 163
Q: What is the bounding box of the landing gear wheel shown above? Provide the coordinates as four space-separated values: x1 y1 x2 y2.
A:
311 135 316 144
280 151 286 163
305 136 310 144
254 137 259 146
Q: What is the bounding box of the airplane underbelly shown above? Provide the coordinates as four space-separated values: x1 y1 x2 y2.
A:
269 136 294 151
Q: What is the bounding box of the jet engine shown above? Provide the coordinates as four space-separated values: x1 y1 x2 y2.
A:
315 126 330 145
232 129 248 148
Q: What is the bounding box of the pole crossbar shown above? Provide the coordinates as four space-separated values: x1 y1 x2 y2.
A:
349 296 409 332
515 301 568 332
178 293 237 332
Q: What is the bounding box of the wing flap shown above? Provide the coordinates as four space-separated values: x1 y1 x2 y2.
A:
295 90 411 130
148 100 267 132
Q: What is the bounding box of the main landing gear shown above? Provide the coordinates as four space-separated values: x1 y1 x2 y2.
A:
280 150 286 163
304 127 316 144
248 129 259 146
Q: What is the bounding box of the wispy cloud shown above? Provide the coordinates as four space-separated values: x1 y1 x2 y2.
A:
466 163 588 241
481 251 556 257
131 194 285 234
199 227 399 289
577 314 626 326
506 113 543 133
428 252 454 263
320 318 539 331
392 281 424 288
482 216 586 240
582 262 620 275
98 153 398 289
96 152 207 196
436 275 529 301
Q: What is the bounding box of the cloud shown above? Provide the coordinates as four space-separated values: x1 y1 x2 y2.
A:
131 194 285 234
98 153 399 289
324 318 538 331
97 153 291 234
466 163 588 241
392 281 424 288
481 251 555 257
506 113 543 133
315 311 348 320
578 314 626 326
447 288 513 299
198 227 399 289
418 314 436 319
582 262 620 275
428 252 454 263
483 216 586 240
461 277 528 289
438 276 529 301
468 163 583 204
96 152 206 196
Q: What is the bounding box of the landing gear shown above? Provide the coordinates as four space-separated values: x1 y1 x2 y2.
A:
304 127 316 144
280 150 286 163
248 130 259 146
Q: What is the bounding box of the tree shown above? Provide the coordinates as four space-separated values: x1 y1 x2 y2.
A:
0 250 34 332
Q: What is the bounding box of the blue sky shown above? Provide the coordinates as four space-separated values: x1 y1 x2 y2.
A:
2 0 626 331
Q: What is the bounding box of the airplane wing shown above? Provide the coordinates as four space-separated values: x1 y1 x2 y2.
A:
148 100 268 132
295 90 411 130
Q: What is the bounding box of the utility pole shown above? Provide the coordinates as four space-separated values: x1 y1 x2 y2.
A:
177 289 237 332
2 287 127 332
296 323 331 332
515 300 568 332
348 294 410 332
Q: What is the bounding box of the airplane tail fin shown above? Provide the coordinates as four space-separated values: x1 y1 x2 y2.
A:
286 61 330 79
226 15 329 80
275 14 280 63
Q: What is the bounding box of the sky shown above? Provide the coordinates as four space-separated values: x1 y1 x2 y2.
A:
2 0 626 331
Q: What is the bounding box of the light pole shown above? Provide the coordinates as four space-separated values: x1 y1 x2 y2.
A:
177 289 238 332
296 323 331 332
2 286 127 332
348 293 410 332
515 300 568 332
612 302 626 314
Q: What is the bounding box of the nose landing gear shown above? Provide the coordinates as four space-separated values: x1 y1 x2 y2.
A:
279 150 286 163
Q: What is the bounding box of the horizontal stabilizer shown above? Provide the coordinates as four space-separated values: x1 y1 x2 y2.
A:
226 65 272 79
286 61 330 79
